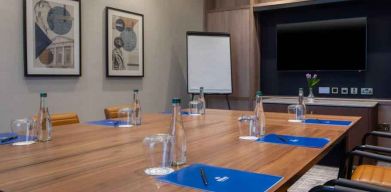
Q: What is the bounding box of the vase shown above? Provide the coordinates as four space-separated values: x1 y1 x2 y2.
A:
308 87 315 103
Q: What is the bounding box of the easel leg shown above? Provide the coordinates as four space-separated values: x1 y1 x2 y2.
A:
226 95 231 110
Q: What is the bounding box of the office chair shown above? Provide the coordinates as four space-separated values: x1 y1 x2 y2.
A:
309 178 390 192
51 112 80 126
337 131 391 188
34 112 80 126
104 105 131 119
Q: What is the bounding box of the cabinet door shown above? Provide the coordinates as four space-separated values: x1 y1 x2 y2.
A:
207 10 250 98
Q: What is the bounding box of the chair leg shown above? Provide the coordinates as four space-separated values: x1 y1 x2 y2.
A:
338 137 348 178
346 154 354 179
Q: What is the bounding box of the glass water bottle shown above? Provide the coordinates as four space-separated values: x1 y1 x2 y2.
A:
198 87 206 115
132 89 142 125
37 92 52 142
298 88 307 116
254 91 266 137
169 98 187 166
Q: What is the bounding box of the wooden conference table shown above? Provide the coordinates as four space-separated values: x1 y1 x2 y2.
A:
0 109 360 192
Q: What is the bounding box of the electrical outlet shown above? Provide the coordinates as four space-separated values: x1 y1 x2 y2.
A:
341 88 348 94
368 88 373 95
361 88 366 95
332 87 339 94
350 88 358 95
361 88 374 95
377 123 391 132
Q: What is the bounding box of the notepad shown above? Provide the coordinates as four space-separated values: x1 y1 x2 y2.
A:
257 134 329 148
304 119 352 126
0 133 36 145
87 120 132 127
157 163 283 192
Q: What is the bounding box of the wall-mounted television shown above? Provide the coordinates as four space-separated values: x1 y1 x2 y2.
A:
277 17 367 71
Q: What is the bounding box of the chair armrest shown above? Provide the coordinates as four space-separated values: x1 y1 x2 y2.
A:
362 131 391 145
355 145 391 154
309 185 336 192
325 178 391 192
309 185 361 192
349 150 391 162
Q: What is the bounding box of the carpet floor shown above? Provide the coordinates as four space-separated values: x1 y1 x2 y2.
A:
288 165 339 192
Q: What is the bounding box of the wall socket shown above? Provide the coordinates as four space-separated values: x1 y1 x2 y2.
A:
377 123 391 132
361 88 374 95
341 88 348 94
350 88 358 95
332 87 339 94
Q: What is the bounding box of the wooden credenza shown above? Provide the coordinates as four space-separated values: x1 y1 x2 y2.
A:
263 97 379 152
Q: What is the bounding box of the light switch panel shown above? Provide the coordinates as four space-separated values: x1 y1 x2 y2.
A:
319 87 330 94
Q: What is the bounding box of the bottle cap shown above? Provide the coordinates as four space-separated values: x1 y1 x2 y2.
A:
40 92 47 97
172 98 181 104
256 91 262 96
134 89 139 92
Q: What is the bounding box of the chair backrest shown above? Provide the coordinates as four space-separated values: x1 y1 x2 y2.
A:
104 105 131 119
51 113 80 126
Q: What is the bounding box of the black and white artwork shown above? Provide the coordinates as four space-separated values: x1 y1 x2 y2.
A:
24 0 81 76
106 7 144 77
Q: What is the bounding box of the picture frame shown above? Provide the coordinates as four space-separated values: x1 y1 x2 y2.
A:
106 7 144 77
24 0 81 76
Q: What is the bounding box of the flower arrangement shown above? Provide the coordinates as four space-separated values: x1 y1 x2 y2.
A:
306 73 320 88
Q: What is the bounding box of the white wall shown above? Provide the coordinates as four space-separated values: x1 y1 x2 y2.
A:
0 0 204 132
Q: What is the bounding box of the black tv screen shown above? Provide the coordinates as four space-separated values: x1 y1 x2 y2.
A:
277 17 367 71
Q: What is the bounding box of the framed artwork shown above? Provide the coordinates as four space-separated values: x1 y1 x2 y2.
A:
24 0 81 76
106 7 144 77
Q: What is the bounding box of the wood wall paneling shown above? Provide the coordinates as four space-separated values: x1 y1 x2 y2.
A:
249 3 261 109
207 10 251 98
253 0 309 6
206 0 251 11
205 0 259 109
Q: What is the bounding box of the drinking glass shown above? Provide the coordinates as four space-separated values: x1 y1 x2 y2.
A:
237 115 258 140
189 99 201 116
288 104 305 123
143 134 174 176
118 107 134 128
11 118 37 146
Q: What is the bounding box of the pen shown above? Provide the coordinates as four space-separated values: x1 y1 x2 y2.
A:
276 135 289 143
200 168 208 186
113 121 120 127
0 136 17 143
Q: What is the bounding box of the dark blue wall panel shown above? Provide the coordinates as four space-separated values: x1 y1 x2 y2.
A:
258 0 391 99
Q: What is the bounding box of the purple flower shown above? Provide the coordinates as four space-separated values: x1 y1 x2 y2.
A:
313 74 317 79
306 73 311 79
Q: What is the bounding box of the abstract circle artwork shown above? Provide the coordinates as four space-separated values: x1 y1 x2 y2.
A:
115 19 125 32
47 6 73 35
120 28 137 52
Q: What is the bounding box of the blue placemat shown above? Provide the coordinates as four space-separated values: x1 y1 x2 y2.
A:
157 163 283 192
0 133 36 145
162 111 190 116
257 134 329 148
87 120 129 127
304 119 352 126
